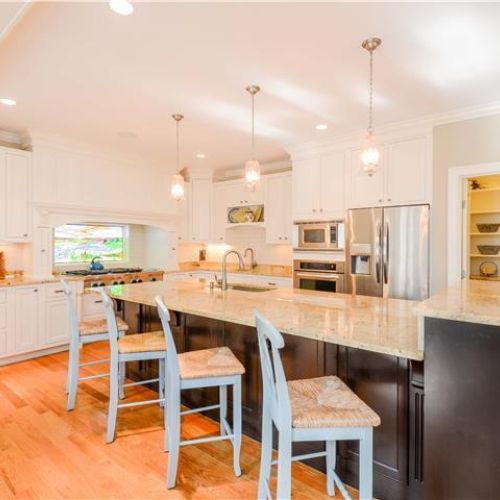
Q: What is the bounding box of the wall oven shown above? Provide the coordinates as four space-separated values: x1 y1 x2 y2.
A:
294 222 345 251
293 260 345 293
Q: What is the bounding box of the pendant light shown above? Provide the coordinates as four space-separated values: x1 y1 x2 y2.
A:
244 85 261 191
170 114 185 201
361 37 382 176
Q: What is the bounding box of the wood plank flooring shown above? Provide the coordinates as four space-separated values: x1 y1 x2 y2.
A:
0 342 357 499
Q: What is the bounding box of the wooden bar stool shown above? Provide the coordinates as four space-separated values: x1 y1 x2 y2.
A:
100 289 166 443
62 279 129 411
254 310 380 500
156 296 245 489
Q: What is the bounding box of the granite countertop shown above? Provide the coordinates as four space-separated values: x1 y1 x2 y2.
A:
172 262 292 278
0 275 71 287
103 279 422 360
417 279 500 327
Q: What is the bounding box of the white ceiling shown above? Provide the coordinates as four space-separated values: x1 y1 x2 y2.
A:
1 2 500 171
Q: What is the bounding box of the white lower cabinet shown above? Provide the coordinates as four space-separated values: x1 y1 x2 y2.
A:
14 286 40 353
0 281 81 363
81 292 106 320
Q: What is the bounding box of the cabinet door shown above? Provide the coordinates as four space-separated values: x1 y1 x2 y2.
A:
385 136 428 205
292 158 320 220
14 286 40 352
177 182 191 243
5 151 31 241
266 174 292 244
212 183 228 243
190 178 211 242
319 151 347 219
42 298 70 346
349 147 385 208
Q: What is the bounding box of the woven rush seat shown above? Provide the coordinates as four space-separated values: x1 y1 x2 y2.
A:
118 331 166 354
288 375 381 429
79 317 129 336
178 347 245 380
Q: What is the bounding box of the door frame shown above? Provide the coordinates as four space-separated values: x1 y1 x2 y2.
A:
448 162 500 286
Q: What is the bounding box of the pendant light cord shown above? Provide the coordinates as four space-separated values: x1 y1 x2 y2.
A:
251 92 255 160
368 49 373 134
176 119 180 172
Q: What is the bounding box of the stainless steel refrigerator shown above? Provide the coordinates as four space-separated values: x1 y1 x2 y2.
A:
346 204 429 300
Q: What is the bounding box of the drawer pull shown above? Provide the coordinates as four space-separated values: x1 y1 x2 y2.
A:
54 290 64 294
94 299 103 304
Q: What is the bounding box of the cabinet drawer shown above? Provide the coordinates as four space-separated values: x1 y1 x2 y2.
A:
44 283 67 299
82 293 105 320
0 290 6 304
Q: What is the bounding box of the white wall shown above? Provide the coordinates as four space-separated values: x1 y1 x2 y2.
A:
179 226 292 266
432 113 500 292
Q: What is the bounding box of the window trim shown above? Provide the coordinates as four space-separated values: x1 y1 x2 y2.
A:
53 223 130 270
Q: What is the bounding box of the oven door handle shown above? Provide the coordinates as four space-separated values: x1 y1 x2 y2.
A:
295 272 342 281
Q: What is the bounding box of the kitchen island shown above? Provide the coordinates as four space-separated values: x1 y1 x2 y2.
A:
104 279 424 500
417 279 500 499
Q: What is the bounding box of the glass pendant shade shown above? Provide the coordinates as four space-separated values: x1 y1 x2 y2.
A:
361 132 380 176
170 173 185 201
245 159 261 191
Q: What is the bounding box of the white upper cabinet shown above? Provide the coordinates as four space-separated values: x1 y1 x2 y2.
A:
177 182 191 243
225 178 266 207
292 151 347 221
349 134 430 208
189 177 212 243
385 136 428 204
266 173 292 244
0 148 32 243
350 146 386 207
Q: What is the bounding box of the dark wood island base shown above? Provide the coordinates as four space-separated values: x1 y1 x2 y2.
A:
122 301 424 500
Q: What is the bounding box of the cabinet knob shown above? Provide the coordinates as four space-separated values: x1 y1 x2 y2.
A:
387 198 392 202
33 288 38 293
312 208 316 213
178 236 181 240
319 208 323 212
279 237 282 240
41 249 46 253
379 199 383 203
23 233 28 237
284 236 288 240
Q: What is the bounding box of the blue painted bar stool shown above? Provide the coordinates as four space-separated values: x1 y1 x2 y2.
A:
62 279 129 411
100 289 166 443
156 296 245 489
254 310 381 500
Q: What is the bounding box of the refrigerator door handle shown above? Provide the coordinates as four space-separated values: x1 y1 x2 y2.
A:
375 221 382 284
383 221 389 284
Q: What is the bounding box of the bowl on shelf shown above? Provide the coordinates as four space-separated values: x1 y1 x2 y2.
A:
480 261 498 277
476 223 500 233
477 245 500 255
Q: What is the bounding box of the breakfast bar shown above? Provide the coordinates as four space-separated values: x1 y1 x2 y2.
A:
103 279 424 500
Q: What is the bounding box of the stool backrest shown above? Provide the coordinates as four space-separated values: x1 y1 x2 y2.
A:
254 310 291 429
155 296 180 383
60 279 79 343
99 289 120 357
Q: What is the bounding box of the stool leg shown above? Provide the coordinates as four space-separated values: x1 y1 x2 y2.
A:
118 361 125 400
66 339 74 394
166 386 181 489
67 338 80 411
258 405 273 499
276 429 292 500
219 384 227 436
358 427 373 500
232 378 242 477
326 440 336 496
159 358 165 408
106 355 119 444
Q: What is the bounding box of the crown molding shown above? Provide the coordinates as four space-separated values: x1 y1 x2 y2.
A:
286 99 500 159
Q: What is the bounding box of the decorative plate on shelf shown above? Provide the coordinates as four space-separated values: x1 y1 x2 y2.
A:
480 261 498 277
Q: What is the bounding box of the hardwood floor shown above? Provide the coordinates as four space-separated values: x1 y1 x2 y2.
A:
0 342 357 499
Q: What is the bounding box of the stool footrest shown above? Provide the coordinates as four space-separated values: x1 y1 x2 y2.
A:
221 417 233 437
117 398 165 409
180 433 234 447
181 403 220 416
123 378 159 388
271 450 327 466
331 469 352 500
80 358 109 367
80 372 109 381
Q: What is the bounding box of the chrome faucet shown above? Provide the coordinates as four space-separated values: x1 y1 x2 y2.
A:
244 247 257 269
221 250 245 291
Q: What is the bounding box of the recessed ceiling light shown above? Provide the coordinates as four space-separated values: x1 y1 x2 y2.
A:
117 131 137 139
195 153 206 159
109 0 134 16
315 124 328 131
0 98 16 106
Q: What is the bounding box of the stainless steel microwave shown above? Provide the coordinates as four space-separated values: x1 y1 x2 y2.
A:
294 222 345 251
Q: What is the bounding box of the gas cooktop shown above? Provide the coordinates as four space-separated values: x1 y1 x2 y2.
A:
64 267 143 276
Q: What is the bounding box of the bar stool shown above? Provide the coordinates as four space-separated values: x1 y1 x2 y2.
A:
100 289 166 443
156 296 245 489
254 310 380 500
62 280 129 411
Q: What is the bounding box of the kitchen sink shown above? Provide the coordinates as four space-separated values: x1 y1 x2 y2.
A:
228 284 275 292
